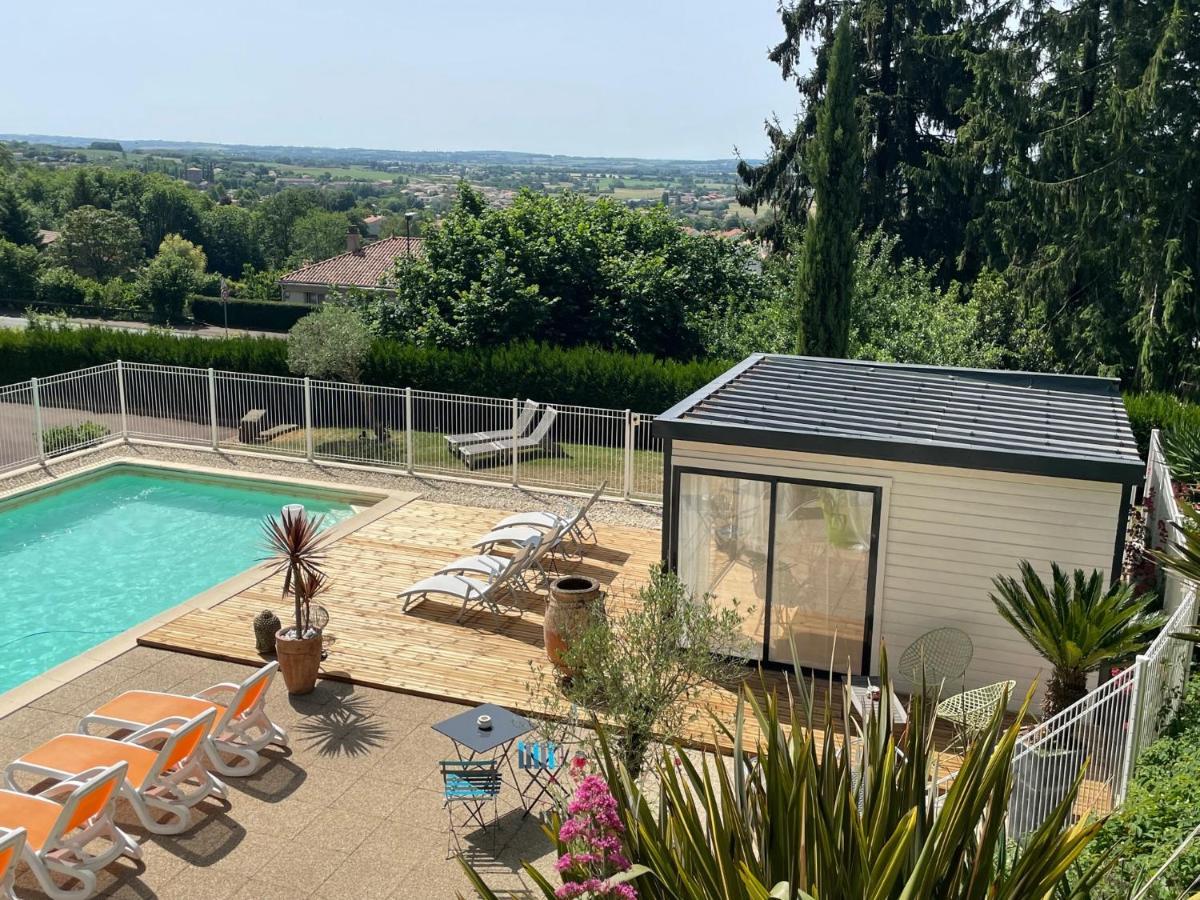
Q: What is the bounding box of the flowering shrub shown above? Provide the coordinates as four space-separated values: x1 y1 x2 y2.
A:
554 774 636 899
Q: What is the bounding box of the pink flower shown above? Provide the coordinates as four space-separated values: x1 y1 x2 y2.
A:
555 773 636 899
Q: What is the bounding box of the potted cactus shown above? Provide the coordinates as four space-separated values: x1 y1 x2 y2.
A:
263 505 331 694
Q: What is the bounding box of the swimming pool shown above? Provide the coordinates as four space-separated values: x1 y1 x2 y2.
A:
0 465 371 693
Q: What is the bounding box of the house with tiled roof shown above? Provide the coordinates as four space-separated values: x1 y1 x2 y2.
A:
277 229 424 304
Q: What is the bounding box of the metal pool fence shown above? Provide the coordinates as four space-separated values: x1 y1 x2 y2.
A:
0 361 665 502
1006 429 1199 837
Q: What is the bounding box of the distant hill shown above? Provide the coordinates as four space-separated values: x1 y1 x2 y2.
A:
0 134 754 175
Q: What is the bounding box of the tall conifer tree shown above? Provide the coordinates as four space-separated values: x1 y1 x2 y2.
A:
795 15 862 358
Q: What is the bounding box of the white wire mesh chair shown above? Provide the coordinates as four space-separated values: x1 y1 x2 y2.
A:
898 627 973 696
936 680 1016 748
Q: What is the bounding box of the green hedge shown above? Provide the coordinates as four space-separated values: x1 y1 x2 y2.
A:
190 296 314 332
1078 674 1200 898
1123 392 1200 458
0 328 727 411
6 326 1200 424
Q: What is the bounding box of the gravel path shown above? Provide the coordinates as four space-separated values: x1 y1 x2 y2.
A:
0 441 664 529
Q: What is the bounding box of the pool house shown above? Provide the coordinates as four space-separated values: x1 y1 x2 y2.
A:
653 354 1145 699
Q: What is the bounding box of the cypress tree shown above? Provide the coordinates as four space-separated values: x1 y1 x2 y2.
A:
795 14 861 358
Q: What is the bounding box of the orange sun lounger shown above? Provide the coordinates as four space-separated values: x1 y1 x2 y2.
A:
79 661 288 777
8 709 223 837
0 763 137 900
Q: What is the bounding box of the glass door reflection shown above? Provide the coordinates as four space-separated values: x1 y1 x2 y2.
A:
768 483 875 670
676 472 769 660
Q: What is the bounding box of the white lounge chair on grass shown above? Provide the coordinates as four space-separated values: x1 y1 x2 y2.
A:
8 709 224 837
491 482 605 545
437 524 565 587
0 762 138 900
78 660 288 777
458 407 559 470
445 399 540 453
399 542 537 620
472 502 590 566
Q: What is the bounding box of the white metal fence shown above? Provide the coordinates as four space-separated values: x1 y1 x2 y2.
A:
0 361 665 502
1007 429 1198 836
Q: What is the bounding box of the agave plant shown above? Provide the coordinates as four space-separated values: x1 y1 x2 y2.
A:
990 561 1164 717
460 659 1112 899
262 507 331 638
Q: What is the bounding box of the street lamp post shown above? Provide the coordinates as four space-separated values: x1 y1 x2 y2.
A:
404 211 416 256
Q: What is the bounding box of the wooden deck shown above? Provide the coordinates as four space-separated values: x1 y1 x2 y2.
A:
141 498 864 750
139 496 1070 797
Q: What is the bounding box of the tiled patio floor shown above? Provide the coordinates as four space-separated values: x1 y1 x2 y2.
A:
0 647 554 899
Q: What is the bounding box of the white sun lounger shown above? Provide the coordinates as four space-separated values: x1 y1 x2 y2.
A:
445 399 539 453
472 503 590 565
458 407 559 470
399 543 536 620
438 524 565 587
492 482 605 545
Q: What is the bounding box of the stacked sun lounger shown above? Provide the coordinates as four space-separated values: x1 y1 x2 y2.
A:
444 402 560 470
0 661 288 899
397 483 605 620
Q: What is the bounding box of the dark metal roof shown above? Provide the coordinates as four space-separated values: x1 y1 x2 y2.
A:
653 354 1144 483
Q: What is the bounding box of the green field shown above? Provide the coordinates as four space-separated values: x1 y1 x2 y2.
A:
264 427 662 498
271 163 400 182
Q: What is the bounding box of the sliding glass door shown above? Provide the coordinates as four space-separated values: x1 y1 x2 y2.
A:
768 483 875 670
674 470 880 673
676 473 770 661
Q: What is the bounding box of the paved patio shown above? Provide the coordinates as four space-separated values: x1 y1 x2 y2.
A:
0 647 554 899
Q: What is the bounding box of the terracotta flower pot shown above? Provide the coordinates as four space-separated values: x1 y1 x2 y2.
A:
545 575 601 674
274 628 323 694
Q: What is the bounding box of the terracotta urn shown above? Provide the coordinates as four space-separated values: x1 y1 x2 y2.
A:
274 628 323 694
544 575 601 674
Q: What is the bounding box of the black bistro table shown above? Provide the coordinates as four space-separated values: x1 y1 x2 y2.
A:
432 702 533 787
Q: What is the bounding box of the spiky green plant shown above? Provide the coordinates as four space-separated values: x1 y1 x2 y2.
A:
261 508 331 637
990 562 1163 718
1162 423 1200 483
460 659 1113 899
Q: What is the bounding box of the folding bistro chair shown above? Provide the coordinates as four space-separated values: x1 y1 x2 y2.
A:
439 759 502 858
516 740 565 818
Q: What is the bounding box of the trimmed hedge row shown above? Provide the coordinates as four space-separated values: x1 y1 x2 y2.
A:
0 328 728 412
6 326 1198 428
1122 392 1200 459
189 296 314 332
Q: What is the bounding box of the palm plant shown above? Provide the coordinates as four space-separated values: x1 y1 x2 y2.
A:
461 659 1112 899
1162 423 1200 484
990 561 1164 718
262 507 331 638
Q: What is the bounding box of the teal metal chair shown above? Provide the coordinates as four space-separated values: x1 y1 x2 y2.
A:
517 740 564 817
439 759 502 857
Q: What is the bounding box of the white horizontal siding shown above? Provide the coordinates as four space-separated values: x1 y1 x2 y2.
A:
671 441 1125 709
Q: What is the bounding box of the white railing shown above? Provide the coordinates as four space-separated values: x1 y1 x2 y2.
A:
0 361 665 502
1007 429 1198 836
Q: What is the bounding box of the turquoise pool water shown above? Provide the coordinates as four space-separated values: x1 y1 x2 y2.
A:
0 467 360 693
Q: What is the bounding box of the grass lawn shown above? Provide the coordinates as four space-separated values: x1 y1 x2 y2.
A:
272 162 399 182
265 427 663 498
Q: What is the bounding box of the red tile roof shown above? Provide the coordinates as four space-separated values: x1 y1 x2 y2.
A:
278 236 424 288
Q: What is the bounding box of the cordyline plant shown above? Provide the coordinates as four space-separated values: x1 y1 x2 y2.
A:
461 656 1112 899
990 561 1163 717
261 508 331 638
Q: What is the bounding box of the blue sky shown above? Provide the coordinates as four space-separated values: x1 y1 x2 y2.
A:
2 0 806 160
